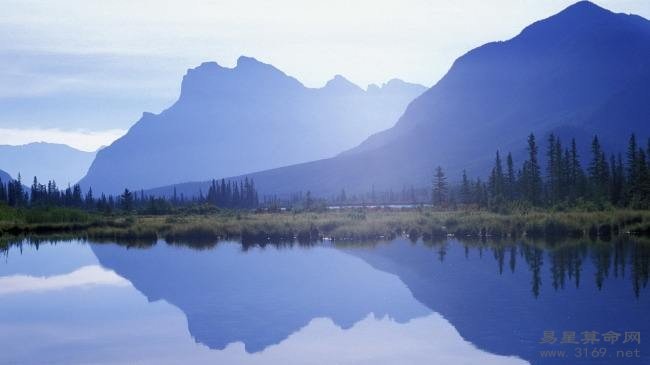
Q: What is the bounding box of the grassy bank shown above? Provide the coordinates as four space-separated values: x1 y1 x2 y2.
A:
3 205 650 244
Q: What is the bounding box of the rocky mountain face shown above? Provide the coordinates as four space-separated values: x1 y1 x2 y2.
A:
148 1 650 198
79 57 424 194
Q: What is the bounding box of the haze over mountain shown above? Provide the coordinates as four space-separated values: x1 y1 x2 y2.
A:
0 143 95 186
79 57 425 194
148 1 650 199
0 169 12 184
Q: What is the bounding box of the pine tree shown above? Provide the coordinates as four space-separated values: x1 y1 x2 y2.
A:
524 133 542 205
627 133 639 201
432 166 448 207
588 135 609 201
0 178 6 203
85 187 94 209
72 184 83 207
489 150 504 198
506 152 516 200
568 138 587 201
637 148 649 207
610 154 624 206
546 133 558 202
120 189 134 211
460 170 471 204
560 147 571 201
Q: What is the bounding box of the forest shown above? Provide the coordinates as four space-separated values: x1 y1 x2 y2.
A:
431 133 650 212
1 133 650 215
0 176 260 214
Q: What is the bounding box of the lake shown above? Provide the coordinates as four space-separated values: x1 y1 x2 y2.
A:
0 237 647 364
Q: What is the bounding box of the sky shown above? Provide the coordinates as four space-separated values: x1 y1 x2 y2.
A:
1 0 649 151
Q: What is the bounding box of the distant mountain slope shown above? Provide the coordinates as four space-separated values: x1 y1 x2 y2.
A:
79 57 425 194
91 243 429 353
147 1 650 199
0 169 12 184
0 143 95 185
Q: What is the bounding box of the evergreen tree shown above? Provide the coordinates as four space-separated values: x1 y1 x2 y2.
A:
523 133 542 205
588 135 609 200
489 151 504 198
120 189 134 211
569 138 585 200
636 148 650 207
72 184 83 207
0 178 7 203
85 187 94 209
460 169 471 204
432 166 448 207
627 133 639 201
546 133 559 202
506 152 516 200
610 154 625 206
8 174 25 207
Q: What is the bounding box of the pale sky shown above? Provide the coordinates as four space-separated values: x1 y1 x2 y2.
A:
1 0 649 151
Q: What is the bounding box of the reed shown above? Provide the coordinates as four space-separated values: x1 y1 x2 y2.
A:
3 205 650 244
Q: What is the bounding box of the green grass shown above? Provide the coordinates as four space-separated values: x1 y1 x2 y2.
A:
2 205 650 244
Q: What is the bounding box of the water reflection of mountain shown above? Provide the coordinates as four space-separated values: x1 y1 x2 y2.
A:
343 239 650 365
90 242 430 353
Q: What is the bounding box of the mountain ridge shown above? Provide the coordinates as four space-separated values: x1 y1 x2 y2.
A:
0 142 95 185
80 56 425 194
145 1 650 199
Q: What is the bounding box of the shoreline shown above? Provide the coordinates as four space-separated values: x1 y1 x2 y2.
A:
3 208 650 245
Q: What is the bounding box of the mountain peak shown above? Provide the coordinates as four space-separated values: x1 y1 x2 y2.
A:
550 0 613 21
179 56 303 99
521 0 643 35
236 55 263 68
324 75 363 92
564 1 606 13
192 61 225 72
366 79 426 95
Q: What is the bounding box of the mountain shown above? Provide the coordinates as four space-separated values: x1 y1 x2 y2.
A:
79 57 425 194
343 239 650 365
148 1 650 199
0 169 12 183
91 242 429 353
0 142 95 186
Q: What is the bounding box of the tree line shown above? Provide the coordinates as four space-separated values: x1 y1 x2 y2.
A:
0 175 259 213
205 178 259 209
432 133 650 211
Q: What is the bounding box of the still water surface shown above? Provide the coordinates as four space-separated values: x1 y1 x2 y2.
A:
0 238 648 364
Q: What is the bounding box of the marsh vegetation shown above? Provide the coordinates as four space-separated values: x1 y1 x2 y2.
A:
4 204 650 246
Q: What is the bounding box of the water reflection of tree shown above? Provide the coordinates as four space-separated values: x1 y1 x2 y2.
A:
528 240 646 298
493 243 506 274
591 241 612 290
522 244 544 298
509 246 517 273
631 241 650 298
443 237 650 299
548 243 584 290
4 234 650 299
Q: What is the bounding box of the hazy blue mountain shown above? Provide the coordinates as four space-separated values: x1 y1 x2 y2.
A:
344 239 650 365
91 242 429 353
148 1 650 199
79 57 425 194
0 169 12 183
0 142 95 186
